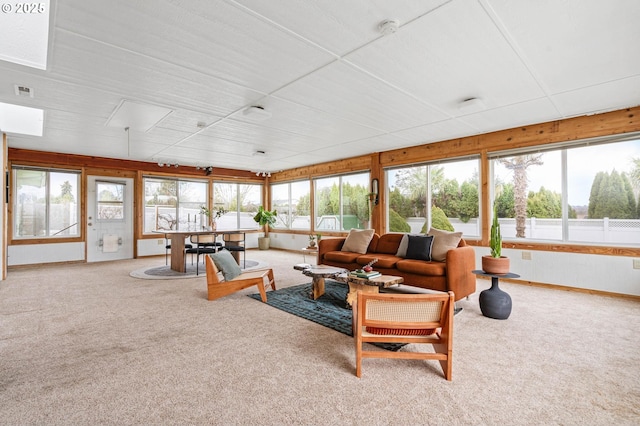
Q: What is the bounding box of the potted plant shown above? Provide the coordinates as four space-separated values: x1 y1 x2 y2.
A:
482 205 510 274
308 234 316 248
253 206 277 250
200 206 227 230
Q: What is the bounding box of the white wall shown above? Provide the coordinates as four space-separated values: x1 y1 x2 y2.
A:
270 231 640 297
8 242 85 265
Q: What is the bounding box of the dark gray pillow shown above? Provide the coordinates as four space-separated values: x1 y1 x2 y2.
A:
209 250 241 281
405 235 434 261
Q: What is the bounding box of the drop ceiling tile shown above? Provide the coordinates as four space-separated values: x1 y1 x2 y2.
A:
345 0 545 112
457 98 562 134
232 0 449 56
51 31 266 116
56 0 335 93
392 119 479 145
274 60 449 132
551 75 640 117
485 0 640 93
230 97 382 142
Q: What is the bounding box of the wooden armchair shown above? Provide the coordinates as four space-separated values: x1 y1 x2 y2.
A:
352 291 454 380
205 254 275 302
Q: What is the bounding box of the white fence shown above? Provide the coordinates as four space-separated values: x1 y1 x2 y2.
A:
407 217 640 245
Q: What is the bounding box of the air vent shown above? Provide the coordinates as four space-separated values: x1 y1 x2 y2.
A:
14 85 34 98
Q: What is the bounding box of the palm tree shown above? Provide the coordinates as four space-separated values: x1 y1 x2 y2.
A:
499 155 543 238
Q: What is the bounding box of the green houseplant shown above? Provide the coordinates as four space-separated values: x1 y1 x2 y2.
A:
481 205 510 274
253 206 277 250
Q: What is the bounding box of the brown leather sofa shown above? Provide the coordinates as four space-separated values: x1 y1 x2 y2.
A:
317 233 476 301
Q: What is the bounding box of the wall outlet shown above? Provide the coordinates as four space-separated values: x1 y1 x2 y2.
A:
157 239 164 245
633 259 640 269
521 251 532 260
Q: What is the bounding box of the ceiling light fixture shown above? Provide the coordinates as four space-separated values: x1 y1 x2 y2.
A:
243 105 272 121
458 97 486 113
378 19 399 36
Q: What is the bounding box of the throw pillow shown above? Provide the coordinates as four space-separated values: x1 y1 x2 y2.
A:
209 250 241 281
341 229 375 254
405 235 434 261
427 228 463 262
395 234 409 257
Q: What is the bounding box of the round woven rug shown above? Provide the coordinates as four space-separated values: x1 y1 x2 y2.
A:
130 260 264 280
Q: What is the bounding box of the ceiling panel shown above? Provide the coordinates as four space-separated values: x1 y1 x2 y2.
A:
232 0 449 56
1 0 637 173
484 0 640 93
345 0 546 113
56 0 335 93
274 60 449 132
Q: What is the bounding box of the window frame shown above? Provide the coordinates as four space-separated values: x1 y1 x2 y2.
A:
314 171 371 232
12 166 81 240
384 156 481 237
488 133 640 247
142 176 209 234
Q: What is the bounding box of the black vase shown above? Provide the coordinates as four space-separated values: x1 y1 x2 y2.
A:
479 280 512 319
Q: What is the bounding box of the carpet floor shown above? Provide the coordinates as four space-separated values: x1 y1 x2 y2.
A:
248 280 405 351
130 259 263 280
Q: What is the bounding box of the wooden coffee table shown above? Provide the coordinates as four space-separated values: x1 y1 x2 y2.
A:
301 265 347 300
335 273 404 308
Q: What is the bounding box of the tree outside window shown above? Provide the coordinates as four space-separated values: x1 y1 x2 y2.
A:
14 168 80 238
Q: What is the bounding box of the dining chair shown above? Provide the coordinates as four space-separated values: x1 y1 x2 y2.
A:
352 291 454 380
185 234 221 275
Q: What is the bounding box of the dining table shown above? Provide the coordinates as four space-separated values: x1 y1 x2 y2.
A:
153 228 216 273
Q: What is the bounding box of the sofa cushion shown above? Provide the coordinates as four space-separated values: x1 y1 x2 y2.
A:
395 234 409 257
324 250 360 263
405 235 434 261
375 233 404 254
356 254 401 268
341 229 375 254
427 228 463 262
396 259 446 276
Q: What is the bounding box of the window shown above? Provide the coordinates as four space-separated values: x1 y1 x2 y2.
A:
271 180 311 230
96 181 125 220
13 167 80 238
315 172 370 231
386 158 480 236
491 136 640 245
143 177 207 233
213 182 262 230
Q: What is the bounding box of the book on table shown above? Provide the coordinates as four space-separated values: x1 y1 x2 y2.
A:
350 270 381 279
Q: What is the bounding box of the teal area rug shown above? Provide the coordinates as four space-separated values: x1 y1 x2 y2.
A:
248 280 404 351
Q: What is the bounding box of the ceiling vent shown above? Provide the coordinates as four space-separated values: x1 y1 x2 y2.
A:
14 85 34 98
243 106 272 121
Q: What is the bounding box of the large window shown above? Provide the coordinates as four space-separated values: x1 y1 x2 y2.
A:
13 167 80 238
491 136 640 245
386 158 480 236
271 180 311 230
143 177 207 233
213 182 262 230
315 172 370 231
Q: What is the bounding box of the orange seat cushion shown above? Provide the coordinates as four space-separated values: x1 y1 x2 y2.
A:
366 327 436 335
